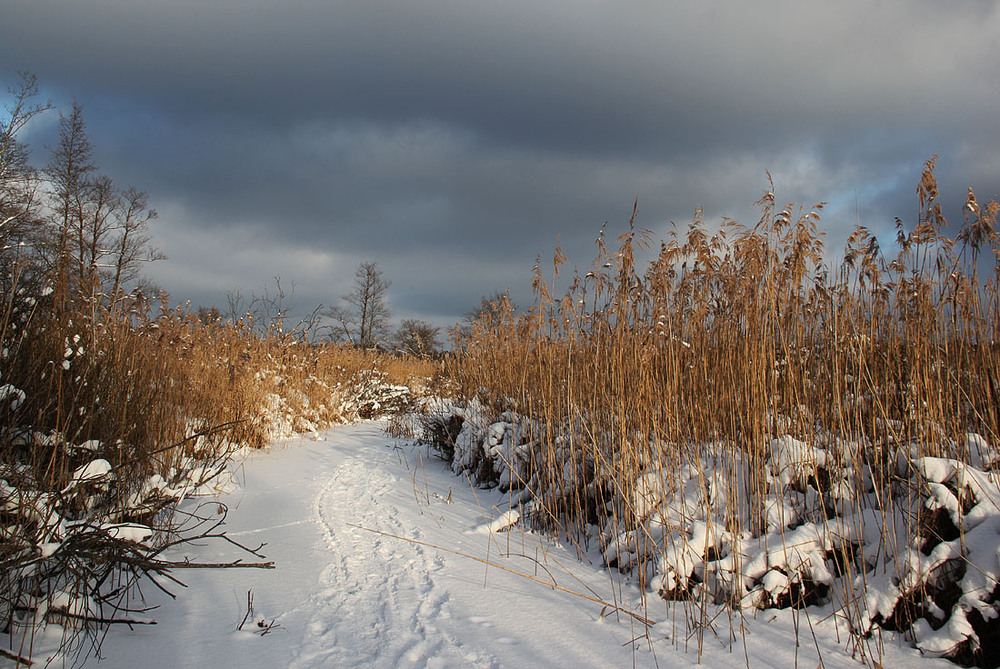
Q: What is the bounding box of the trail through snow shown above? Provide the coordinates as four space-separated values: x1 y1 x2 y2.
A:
297 455 492 668
52 422 948 669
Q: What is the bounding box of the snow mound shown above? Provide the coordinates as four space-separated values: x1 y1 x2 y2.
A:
417 401 1000 667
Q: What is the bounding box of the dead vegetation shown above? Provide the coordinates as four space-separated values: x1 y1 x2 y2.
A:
0 290 436 664
435 159 1000 666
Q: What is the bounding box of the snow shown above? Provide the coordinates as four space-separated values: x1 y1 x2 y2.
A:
0 383 25 411
101 522 154 544
9 421 953 669
62 458 113 491
473 508 520 534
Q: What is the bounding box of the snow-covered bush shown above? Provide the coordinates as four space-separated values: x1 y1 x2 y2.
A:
417 401 602 532
589 430 999 665
415 393 1000 667
593 431 1000 667
339 368 414 421
0 424 262 661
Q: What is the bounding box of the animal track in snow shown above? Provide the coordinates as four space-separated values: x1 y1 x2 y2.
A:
291 454 495 668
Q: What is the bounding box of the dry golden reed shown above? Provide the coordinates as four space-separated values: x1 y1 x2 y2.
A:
447 159 999 663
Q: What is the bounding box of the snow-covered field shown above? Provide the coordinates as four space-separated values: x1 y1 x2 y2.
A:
25 422 954 668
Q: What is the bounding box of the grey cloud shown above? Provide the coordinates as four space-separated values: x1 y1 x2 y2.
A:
10 2 999 145
2 1 997 326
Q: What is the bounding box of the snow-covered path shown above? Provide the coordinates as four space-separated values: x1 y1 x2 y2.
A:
296 452 493 668
85 423 657 668
71 422 944 669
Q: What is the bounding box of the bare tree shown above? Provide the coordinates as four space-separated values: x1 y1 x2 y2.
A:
250 276 295 337
1 73 50 303
45 100 95 308
453 290 517 344
1 72 50 256
224 288 247 324
393 318 442 357
44 102 162 311
325 304 354 345
327 261 391 348
293 303 325 345
108 186 163 303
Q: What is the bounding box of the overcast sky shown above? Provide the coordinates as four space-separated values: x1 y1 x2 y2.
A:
3 1 998 332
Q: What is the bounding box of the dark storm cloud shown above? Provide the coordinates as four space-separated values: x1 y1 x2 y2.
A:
2 1 998 327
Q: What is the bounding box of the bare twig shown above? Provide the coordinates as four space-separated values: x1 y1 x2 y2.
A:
0 647 33 666
238 590 253 631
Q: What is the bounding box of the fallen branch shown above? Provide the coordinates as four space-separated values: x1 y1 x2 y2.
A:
47 610 157 626
149 558 275 570
0 647 33 666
